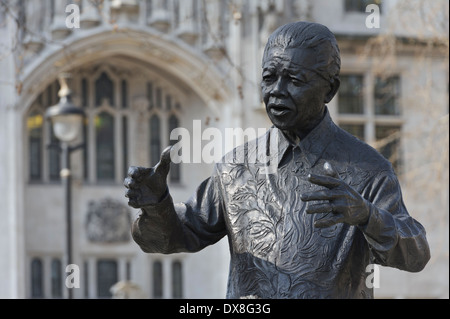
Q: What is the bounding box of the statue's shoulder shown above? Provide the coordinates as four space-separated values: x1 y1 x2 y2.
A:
332 125 394 173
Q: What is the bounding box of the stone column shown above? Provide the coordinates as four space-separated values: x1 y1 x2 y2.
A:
162 258 171 299
87 257 96 298
0 11 25 299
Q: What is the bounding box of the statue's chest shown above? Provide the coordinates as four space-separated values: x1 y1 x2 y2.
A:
222 162 332 263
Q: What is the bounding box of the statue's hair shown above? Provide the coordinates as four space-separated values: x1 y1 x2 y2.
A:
263 22 341 84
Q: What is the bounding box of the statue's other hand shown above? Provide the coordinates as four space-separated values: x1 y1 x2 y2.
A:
301 162 371 228
124 146 172 208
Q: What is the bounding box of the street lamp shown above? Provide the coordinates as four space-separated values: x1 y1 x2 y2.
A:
45 73 85 299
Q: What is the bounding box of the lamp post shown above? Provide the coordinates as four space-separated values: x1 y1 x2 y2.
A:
45 74 85 299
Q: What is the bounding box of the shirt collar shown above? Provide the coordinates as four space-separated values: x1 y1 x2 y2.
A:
271 107 337 167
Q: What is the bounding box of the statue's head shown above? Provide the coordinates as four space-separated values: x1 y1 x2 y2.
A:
261 22 341 137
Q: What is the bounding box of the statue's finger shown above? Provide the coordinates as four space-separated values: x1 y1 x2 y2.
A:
307 174 341 189
306 203 333 214
154 146 173 176
301 189 344 201
314 214 344 228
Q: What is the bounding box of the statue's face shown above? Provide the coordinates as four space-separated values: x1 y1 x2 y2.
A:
261 46 331 136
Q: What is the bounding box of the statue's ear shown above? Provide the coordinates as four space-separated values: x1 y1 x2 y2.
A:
325 78 340 103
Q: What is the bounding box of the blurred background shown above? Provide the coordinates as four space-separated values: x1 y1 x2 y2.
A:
0 0 448 299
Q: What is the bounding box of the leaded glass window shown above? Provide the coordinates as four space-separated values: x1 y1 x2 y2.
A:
122 116 129 179
51 258 62 298
338 75 364 114
97 259 118 298
95 112 115 181
27 67 184 185
168 114 180 183
48 123 61 181
172 261 183 299
150 114 161 166
31 258 44 298
95 72 114 106
121 79 128 109
153 261 163 299
375 76 401 115
337 72 402 174
27 110 43 181
81 78 88 107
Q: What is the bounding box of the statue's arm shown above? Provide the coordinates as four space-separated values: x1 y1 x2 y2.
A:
131 170 227 254
359 171 430 272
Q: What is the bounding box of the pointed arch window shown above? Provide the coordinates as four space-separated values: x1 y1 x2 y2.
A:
156 87 163 109
48 123 61 181
168 114 180 183
172 260 183 299
27 67 184 185
97 259 118 298
147 82 154 110
95 72 114 106
51 258 62 298
149 114 161 166
27 109 44 181
27 80 60 183
95 112 115 181
152 260 163 299
31 258 44 298
166 94 172 111
122 116 129 179
81 78 89 107
121 79 128 109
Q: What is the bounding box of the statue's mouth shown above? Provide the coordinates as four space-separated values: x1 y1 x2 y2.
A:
269 104 291 116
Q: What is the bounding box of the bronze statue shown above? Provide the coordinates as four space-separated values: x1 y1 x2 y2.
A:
125 22 430 299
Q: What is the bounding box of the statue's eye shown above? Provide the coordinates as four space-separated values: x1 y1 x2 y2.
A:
262 73 276 83
290 77 305 86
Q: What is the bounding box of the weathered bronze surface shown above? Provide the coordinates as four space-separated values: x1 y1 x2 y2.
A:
125 22 430 299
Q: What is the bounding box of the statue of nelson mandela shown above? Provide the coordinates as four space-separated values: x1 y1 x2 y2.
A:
124 21 430 299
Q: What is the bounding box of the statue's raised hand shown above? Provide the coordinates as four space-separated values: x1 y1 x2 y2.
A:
124 146 172 208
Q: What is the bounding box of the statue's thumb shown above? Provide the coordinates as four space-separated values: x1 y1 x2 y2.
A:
154 146 172 177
